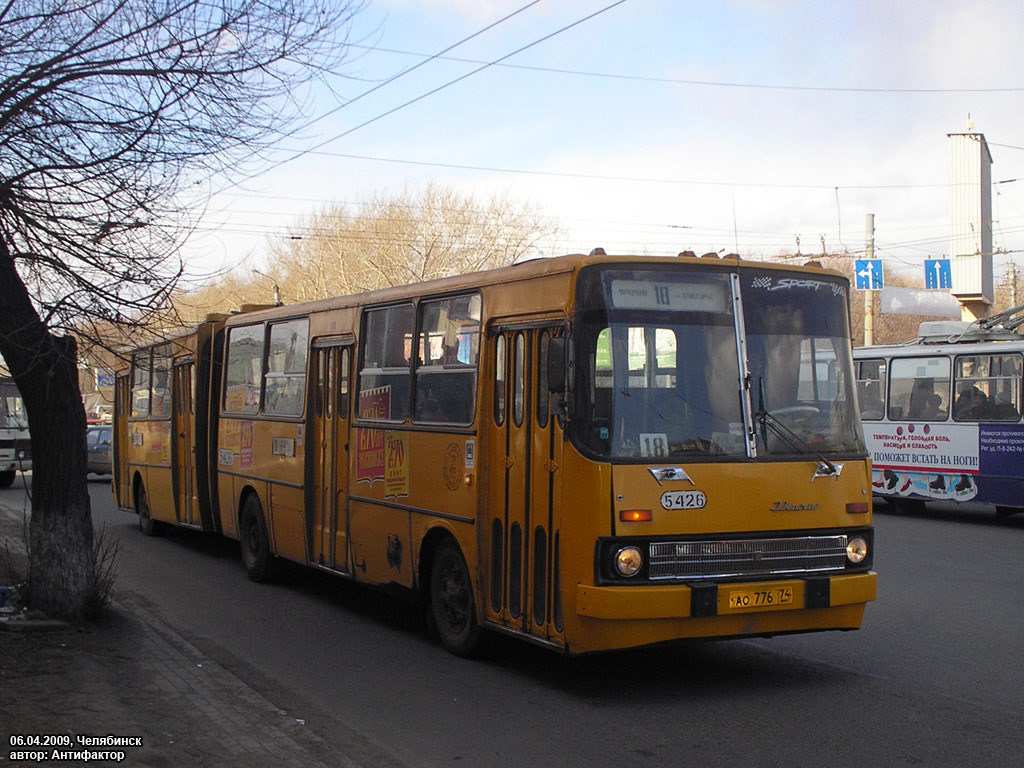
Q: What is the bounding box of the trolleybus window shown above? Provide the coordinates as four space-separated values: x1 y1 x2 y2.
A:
888 357 949 422
855 358 886 421
953 353 1021 422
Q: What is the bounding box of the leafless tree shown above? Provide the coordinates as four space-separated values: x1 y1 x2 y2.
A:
263 182 561 302
0 0 363 621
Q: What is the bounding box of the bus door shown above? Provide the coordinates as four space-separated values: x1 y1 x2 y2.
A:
487 325 564 643
114 372 131 509
309 341 352 572
172 360 198 526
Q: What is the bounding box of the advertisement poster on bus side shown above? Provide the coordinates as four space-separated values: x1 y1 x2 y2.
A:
384 431 409 498
356 386 390 482
866 422 980 475
865 421 1024 501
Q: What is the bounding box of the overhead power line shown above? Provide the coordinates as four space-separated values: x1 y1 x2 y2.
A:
349 44 1024 94
284 148 948 191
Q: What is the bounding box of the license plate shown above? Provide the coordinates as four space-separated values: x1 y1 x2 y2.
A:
727 587 795 610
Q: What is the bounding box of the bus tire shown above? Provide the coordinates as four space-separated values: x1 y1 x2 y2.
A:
239 495 282 583
0 471 14 489
430 540 480 657
135 483 164 536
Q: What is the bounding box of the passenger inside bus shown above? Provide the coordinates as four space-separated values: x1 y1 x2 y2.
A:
857 381 884 420
954 384 987 420
908 380 944 420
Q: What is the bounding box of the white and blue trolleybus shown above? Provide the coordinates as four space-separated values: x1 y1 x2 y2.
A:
853 306 1024 516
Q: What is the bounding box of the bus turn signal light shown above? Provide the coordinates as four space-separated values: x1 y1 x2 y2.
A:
620 509 653 522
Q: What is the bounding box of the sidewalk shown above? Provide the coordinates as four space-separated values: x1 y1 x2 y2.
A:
0 502 385 768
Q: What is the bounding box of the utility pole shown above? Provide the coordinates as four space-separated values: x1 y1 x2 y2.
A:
1009 258 1018 307
864 213 875 346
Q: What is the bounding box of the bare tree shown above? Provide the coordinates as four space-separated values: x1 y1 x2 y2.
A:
0 0 363 621
264 182 561 302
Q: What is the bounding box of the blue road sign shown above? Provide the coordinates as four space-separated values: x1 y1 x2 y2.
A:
855 259 883 290
925 259 952 290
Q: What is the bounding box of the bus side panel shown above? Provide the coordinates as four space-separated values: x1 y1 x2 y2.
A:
349 500 413 587
406 430 480 588
269 483 306 563
250 419 307 563
551 445 614 651
136 421 175 524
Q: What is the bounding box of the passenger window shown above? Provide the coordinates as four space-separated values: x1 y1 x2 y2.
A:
513 333 525 427
131 350 150 418
855 359 886 421
264 319 308 417
888 357 949 422
494 335 506 426
150 345 172 419
224 325 263 414
414 294 481 424
954 354 1022 422
359 304 413 422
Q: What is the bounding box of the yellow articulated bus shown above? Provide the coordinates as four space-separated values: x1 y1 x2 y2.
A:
114 251 877 656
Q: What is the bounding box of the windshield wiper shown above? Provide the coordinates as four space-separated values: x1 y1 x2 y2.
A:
755 379 839 477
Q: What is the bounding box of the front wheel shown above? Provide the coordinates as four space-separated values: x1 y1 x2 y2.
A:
239 495 282 582
0 471 14 489
430 541 481 657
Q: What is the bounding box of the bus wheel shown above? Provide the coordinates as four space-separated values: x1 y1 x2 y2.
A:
0 471 14 489
430 541 480 657
239 495 282 583
136 484 163 536
890 498 925 515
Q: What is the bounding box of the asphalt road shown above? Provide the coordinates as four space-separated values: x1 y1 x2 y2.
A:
7 476 1024 768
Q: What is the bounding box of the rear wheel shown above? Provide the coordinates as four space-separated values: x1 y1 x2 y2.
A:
430 540 480 657
135 484 163 536
890 498 926 515
239 495 282 582
0 471 14 489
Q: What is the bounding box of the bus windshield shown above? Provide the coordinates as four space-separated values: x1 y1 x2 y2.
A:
2 388 27 429
741 271 864 457
574 266 864 460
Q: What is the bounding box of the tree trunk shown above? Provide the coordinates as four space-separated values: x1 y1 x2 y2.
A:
0 243 95 622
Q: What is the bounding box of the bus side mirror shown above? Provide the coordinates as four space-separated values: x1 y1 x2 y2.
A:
548 337 567 393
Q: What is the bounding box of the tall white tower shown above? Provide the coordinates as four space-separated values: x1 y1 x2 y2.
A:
948 117 994 321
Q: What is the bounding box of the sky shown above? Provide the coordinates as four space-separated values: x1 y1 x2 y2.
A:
181 0 1024 292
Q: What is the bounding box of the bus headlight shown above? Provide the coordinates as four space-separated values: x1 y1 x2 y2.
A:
614 545 644 577
846 536 868 564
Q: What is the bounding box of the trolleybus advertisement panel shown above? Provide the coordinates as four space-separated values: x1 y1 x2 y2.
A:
866 422 1024 501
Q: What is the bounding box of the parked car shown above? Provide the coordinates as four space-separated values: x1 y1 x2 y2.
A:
86 425 112 475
